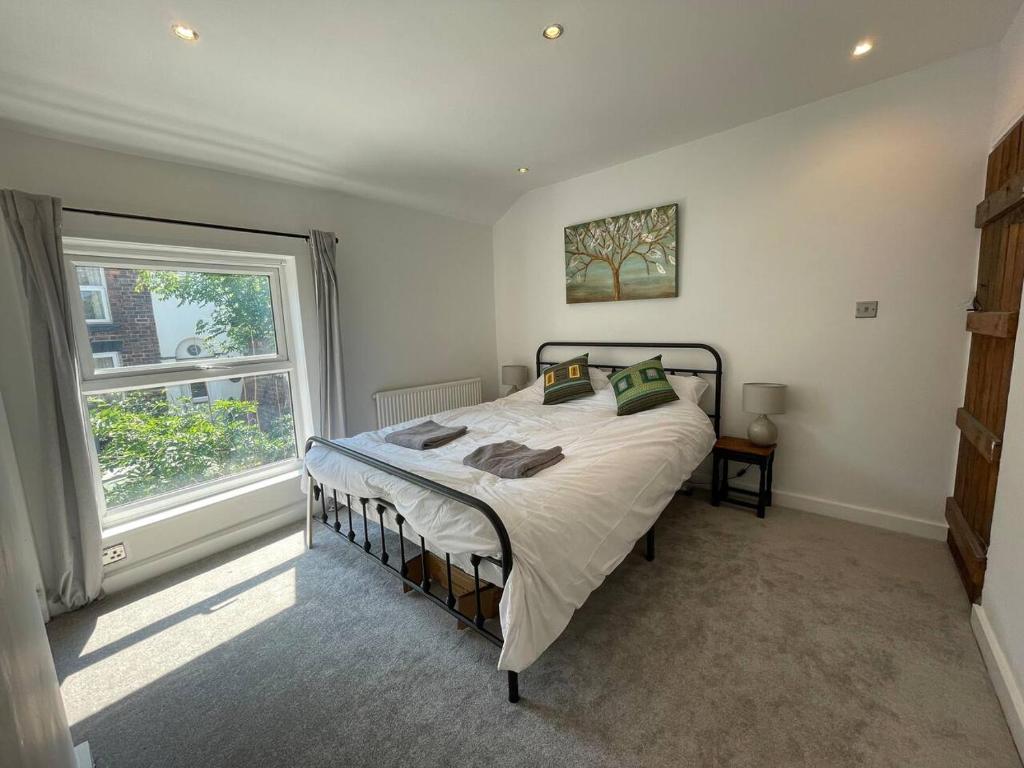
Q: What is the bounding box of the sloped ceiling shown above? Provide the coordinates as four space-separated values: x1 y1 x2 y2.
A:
0 0 1018 223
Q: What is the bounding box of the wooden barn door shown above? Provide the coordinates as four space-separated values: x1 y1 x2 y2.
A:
948 119 1024 602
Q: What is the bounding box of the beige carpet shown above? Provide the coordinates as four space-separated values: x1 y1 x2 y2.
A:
48 496 1021 767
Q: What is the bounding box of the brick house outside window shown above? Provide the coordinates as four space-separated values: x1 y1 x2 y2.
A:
80 267 162 367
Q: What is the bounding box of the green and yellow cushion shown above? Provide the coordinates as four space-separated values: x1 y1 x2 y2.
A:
609 356 679 416
542 354 595 405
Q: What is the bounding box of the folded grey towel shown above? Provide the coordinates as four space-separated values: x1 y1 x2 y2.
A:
462 440 564 479
384 420 468 450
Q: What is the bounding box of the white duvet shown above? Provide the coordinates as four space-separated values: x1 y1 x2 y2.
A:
303 373 715 672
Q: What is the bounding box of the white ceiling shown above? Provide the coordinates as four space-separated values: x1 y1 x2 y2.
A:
0 1 1019 223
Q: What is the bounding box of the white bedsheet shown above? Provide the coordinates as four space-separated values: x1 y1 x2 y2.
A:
303 382 715 672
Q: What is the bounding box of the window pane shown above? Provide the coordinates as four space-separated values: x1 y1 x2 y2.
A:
93 352 121 370
87 373 297 510
77 266 104 286
81 288 109 321
72 265 279 368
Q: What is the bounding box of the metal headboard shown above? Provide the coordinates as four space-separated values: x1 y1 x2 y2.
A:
535 341 723 437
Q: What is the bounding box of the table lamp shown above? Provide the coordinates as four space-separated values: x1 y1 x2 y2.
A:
742 383 787 446
501 364 530 396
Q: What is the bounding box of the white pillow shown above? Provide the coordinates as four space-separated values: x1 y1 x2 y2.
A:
667 373 710 404
589 367 611 391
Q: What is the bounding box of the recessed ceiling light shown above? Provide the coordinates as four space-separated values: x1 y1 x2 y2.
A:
172 24 199 42
852 39 873 57
542 24 563 40
517 167 529 174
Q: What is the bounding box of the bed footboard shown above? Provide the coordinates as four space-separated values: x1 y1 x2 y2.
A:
303 436 520 703
302 341 718 705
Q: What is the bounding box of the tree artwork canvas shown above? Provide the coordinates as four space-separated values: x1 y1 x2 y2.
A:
564 204 678 303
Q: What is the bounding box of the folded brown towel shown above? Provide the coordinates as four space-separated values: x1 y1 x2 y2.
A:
462 440 564 479
384 420 468 450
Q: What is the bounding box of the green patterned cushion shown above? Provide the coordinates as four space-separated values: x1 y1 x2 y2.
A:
542 354 595 405
609 356 679 416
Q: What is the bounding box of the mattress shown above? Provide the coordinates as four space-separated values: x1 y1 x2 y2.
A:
303 373 716 672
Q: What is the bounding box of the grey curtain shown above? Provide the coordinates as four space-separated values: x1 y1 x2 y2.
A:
0 189 103 614
309 230 346 437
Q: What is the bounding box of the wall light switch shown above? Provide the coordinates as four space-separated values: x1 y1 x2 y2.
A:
856 301 878 319
102 542 127 566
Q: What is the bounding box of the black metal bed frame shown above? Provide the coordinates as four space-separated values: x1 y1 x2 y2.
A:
304 341 723 704
535 341 723 436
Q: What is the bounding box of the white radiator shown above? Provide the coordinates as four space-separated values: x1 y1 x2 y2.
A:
373 377 482 428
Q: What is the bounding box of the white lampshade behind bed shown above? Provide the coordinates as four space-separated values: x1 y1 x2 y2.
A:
742 383 787 446
501 365 530 395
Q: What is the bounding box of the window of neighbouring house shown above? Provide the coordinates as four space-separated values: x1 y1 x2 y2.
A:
77 266 113 323
92 351 122 369
64 239 310 526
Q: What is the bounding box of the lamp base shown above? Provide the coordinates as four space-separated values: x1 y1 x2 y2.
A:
747 414 778 446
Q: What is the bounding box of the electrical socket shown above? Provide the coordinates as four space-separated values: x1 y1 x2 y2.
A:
102 542 127 566
856 301 878 319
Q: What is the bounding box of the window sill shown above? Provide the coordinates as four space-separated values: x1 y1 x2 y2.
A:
102 467 304 538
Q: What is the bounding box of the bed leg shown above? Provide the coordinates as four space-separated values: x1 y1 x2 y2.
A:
507 671 520 703
644 526 655 562
305 478 315 550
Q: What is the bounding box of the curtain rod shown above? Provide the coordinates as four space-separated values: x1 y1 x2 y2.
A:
62 206 337 244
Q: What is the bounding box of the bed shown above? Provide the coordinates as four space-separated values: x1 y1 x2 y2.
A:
303 341 722 702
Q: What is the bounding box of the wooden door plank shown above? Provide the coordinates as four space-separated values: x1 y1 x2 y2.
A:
1005 124 1021 186
980 455 1001 545
946 497 987 562
963 335 983 412
946 497 987 593
1017 123 1024 179
993 138 1007 189
1007 217 1024 312
992 218 1013 312
976 170 1024 228
956 407 1002 463
947 500 985 606
986 151 998 197
976 226 998 308
1004 123 1021 183
966 311 1018 337
999 217 1023 310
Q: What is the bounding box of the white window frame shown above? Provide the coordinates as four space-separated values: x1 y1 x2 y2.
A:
91 350 122 369
77 266 113 324
63 238 314 529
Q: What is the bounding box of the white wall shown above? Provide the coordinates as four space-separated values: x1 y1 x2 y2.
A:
0 120 496 591
975 1 1024 754
493 50 995 538
993 2 1024 144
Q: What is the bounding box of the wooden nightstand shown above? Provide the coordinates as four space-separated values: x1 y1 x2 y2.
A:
711 436 775 518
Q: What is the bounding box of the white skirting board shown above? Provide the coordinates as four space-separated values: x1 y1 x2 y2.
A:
74 742 93 768
723 481 948 540
972 604 1024 759
769 488 948 540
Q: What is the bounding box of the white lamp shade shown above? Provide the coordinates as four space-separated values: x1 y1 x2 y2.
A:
501 365 530 388
742 383 786 415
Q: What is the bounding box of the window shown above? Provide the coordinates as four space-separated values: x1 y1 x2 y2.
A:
77 266 112 323
64 239 311 526
92 351 122 370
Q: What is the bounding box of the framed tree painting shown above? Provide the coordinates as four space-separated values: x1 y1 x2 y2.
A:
564 203 678 303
